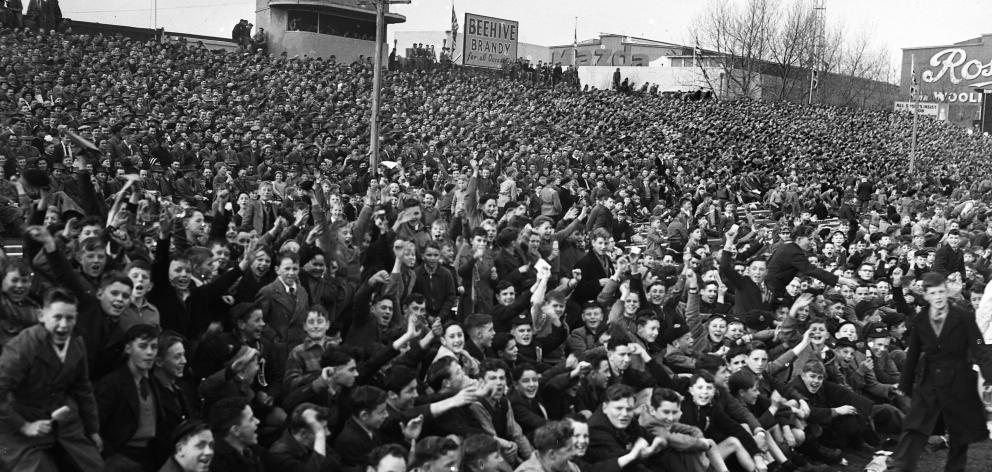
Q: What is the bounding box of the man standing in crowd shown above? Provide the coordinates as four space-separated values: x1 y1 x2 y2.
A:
887 273 992 472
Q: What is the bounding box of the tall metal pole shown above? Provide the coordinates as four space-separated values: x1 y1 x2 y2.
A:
810 0 825 105
365 0 410 176
573 16 578 66
910 54 918 174
370 0 384 175
910 100 918 174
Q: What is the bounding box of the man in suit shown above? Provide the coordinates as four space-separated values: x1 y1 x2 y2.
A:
151 331 197 466
173 166 205 210
719 226 773 315
95 324 164 470
413 242 457 321
573 228 614 304
932 229 967 281
887 272 992 472
241 181 281 234
0 287 105 471
493 228 532 293
475 360 534 465
256 251 310 347
585 384 661 472
765 225 857 298
585 193 615 235
107 124 126 160
333 386 392 472
666 198 693 256
539 177 562 219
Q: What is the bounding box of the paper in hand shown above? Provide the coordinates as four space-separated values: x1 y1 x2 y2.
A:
51 405 71 422
66 130 100 153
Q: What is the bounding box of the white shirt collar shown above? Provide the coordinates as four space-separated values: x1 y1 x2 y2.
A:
279 277 297 293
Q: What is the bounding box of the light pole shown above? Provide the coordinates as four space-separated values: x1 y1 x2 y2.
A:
809 0 825 105
360 0 410 176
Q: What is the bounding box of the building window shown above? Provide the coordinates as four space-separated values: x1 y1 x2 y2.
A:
287 10 377 41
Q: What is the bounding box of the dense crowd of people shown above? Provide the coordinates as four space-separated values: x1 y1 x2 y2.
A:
5 20 992 472
0 0 62 30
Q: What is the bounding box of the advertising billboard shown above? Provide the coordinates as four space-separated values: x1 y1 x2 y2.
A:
901 34 992 126
462 13 519 69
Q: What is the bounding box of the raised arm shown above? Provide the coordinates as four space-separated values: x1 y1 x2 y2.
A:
683 272 705 340
28 226 89 298
529 266 551 325
464 158 481 221
553 206 587 241
75 160 107 218
194 237 255 301
719 237 750 290
23 190 52 261
766 328 812 377
149 210 174 300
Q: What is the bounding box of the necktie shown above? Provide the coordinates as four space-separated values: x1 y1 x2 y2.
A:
932 316 945 336
139 377 150 400
289 286 296 297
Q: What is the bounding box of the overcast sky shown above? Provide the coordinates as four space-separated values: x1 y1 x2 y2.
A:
60 0 992 66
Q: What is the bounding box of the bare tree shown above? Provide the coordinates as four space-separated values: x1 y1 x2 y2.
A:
766 0 817 101
832 33 892 107
688 0 896 108
690 0 778 99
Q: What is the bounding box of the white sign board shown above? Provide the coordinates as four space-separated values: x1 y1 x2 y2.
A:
893 101 948 120
462 13 518 69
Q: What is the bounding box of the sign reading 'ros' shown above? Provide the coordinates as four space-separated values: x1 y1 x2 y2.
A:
462 13 519 70
922 48 992 89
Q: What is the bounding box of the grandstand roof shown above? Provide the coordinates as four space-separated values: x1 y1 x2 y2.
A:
550 33 685 50
267 0 406 24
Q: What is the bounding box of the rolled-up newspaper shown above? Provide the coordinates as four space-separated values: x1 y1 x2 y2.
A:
51 406 71 422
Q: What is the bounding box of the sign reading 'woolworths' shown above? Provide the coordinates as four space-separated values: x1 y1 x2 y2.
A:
462 13 519 70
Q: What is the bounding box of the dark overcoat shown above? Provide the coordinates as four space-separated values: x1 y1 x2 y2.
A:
900 303 992 444
0 325 104 471
256 279 310 347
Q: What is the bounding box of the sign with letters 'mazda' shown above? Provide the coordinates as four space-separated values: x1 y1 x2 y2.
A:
552 47 650 67
462 13 519 70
